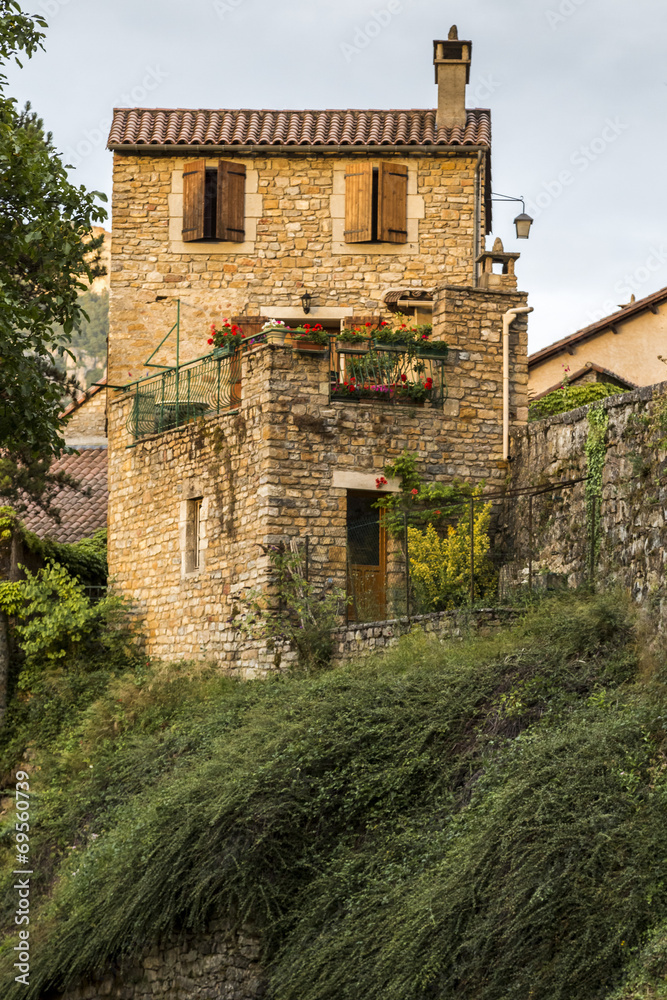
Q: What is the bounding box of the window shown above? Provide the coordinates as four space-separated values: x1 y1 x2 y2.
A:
344 162 408 244
184 497 203 573
182 159 246 243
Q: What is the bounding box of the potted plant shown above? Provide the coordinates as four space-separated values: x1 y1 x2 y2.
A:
288 322 329 351
260 319 289 344
395 373 434 404
336 324 373 352
207 320 245 355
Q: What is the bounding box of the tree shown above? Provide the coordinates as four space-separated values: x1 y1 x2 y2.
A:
0 1 108 514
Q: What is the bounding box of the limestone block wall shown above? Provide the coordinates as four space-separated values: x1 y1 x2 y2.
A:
107 282 529 668
108 151 484 384
54 921 264 1000
332 607 520 663
63 387 108 447
505 382 667 618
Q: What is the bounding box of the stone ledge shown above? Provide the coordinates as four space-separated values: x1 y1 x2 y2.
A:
332 606 520 662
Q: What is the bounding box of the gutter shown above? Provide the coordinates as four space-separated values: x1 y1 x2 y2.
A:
473 150 483 286
503 305 533 462
108 143 490 157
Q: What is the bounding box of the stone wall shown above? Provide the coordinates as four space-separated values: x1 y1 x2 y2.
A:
107 283 530 670
108 151 486 385
63 386 108 448
54 921 264 1000
505 381 667 618
332 607 520 662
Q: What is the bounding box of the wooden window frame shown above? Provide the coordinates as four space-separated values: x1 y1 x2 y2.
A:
184 497 203 573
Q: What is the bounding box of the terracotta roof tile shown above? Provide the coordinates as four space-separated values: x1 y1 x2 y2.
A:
19 448 108 545
107 108 491 149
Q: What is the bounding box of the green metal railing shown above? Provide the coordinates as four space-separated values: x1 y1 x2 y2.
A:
125 349 242 439
331 344 447 407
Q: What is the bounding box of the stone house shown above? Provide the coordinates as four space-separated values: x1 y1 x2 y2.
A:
105 30 531 673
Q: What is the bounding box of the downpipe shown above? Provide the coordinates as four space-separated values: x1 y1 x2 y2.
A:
502 305 533 462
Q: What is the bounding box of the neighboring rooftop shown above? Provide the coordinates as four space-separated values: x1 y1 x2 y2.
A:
20 448 108 544
529 285 667 368
107 107 491 150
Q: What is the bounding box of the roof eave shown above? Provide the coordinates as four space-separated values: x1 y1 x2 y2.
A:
108 142 490 155
528 287 667 369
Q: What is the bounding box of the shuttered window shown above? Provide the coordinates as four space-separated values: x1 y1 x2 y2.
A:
229 315 265 337
344 161 408 245
377 163 408 243
344 162 374 243
342 314 382 330
182 160 206 242
181 159 246 243
217 161 246 243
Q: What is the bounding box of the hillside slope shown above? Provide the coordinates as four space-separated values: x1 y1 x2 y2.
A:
2 592 667 1000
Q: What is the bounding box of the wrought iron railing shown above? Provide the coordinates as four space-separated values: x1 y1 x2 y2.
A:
125 349 242 439
331 344 447 407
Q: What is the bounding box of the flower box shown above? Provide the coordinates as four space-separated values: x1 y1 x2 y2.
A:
263 325 288 345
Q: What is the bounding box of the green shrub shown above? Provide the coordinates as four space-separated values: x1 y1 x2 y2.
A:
529 382 626 421
3 591 660 1000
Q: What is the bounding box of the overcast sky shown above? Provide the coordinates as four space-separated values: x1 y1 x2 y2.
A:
5 0 666 352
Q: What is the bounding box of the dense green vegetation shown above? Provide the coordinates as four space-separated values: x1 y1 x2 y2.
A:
0 2 107 511
529 381 626 420
1 587 667 1000
54 289 108 387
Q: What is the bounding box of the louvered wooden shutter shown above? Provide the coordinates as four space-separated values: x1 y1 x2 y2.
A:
378 162 408 244
182 159 206 242
342 315 381 330
217 160 246 242
344 162 373 243
230 315 264 337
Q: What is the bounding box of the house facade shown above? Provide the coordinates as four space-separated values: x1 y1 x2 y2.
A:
105 31 531 673
529 285 667 399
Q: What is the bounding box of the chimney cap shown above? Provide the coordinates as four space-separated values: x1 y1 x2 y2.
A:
433 34 472 84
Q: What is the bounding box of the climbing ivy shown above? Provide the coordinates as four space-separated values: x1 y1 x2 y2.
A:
584 405 608 571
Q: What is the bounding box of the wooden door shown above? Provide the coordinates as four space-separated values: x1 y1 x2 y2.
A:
346 492 387 622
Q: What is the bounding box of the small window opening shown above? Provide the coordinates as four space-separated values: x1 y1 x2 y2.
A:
185 498 203 573
203 170 218 240
370 167 379 242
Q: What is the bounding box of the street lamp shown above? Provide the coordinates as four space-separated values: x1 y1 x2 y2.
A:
491 192 534 240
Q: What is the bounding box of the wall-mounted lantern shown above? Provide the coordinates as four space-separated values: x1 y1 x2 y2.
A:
491 192 534 240
301 291 313 314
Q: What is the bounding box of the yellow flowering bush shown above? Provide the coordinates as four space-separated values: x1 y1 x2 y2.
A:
408 500 497 610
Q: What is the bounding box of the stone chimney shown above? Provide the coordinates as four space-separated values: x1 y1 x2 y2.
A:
476 238 520 291
433 26 472 131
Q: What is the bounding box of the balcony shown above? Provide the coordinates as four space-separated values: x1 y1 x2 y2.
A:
125 349 242 440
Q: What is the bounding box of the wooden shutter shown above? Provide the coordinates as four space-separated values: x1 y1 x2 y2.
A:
344 162 373 243
182 159 206 242
342 314 381 329
378 162 408 244
217 160 246 243
230 315 264 337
